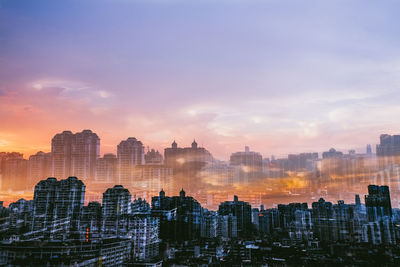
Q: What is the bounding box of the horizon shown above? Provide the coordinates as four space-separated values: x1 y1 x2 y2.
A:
0 128 390 161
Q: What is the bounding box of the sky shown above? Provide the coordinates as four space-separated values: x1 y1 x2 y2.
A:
1 0 400 160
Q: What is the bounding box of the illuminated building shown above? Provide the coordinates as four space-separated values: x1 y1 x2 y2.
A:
32 176 86 239
102 185 132 236
130 213 160 261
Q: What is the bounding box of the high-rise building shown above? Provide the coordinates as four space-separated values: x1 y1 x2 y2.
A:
95 153 117 183
218 195 252 237
287 153 318 171
376 134 400 166
230 146 263 170
0 153 27 190
71 130 100 180
117 137 145 185
32 176 86 238
51 131 73 179
230 146 263 183
164 140 213 191
28 151 52 187
218 214 238 239
201 211 218 239
322 148 343 159
365 185 392 222
145 149 163 164
51 130 100 180
79 201 102 242
132 164 173 200
151 189 203 241
130 214 159 261
311 198 335 242
102 185 132 236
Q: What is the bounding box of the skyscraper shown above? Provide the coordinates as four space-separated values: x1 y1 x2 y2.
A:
164 140 213 171
130 214 160 261
95 153 117 183
230 146 263 183
0 152 27 190
218 195 252 237
102 185 132 236
71 130 100 180
117 137 145 185
376 134 400 166
51 130 100 180
28 151 52 187
79 201 102 242
32 176 86 237
51 131 73 179
164 140 213 191
365 185 392 222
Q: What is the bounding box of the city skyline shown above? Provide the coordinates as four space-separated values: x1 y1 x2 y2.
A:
3 1 400 265
0 127 386 161
3 175 398 265
2 0 400 159
2 129 400 209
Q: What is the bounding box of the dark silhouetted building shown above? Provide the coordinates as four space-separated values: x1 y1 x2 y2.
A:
218 195 252 237
79 201 102 242
151 189 202 241
365 185 392 222
322 148 343 159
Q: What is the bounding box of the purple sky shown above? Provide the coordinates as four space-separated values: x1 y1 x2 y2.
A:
1 0 400 159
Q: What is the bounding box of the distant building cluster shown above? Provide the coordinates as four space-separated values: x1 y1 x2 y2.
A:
2 130 400 214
